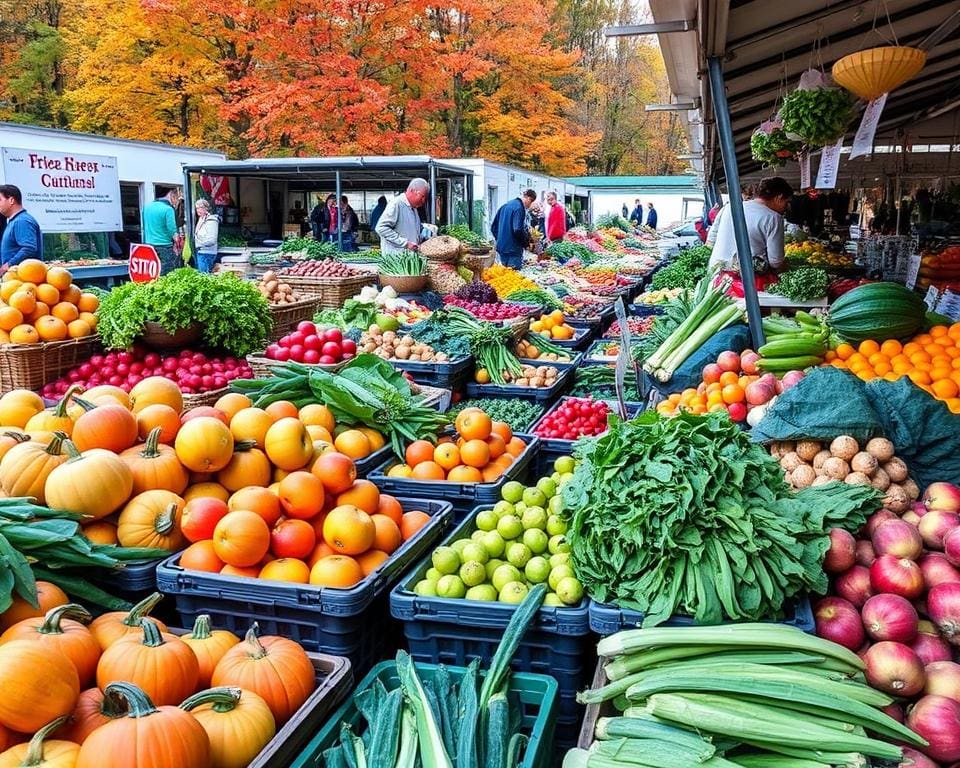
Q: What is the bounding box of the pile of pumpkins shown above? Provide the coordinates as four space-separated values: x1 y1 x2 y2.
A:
0 591 315 767
0 259 99 343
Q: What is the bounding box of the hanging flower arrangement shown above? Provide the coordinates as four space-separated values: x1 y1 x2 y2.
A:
780 70 856 147
750 119 803 167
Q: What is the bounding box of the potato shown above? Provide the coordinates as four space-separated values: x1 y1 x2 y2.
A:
792 464 816 488
850 452 879 476
901 477 920 501
870 467 891 492
795 440 821 462
883 457 909 483
394 346 410 359
516 377 529 386
779 452 803 472
812 475 836 487
822 457 850 480
884 484 910 513
830 436 859 461
866 437 895 462
812 450 832 471
845 472 872 486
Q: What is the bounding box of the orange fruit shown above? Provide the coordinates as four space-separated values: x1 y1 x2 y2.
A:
305 425 333 444
230 407 273 449
322 504 375 555
399 511 431 540
377 494 404 526
35 283 59 306
67 319 92 338
490 421 513 443
299 404 336 432
858 339 880 356
179 540 225 573
0 306 22 332
259 558 310 583
486 434 506 460
387 464 413 479
228 486 282 527
448 465 482 482
883 340 903 358
460 439 491 468
8 290 35 315
51 302 79 323
721 384 745 404
433 443 461 471
45 267 71 292
9 324 39 344
311 451 357 494
931 367 953 381
405 440 436 468
455 409 492 441
24 301 49 324
264 401 298 421
278 471 325 520
0 280 21 302
336 479 381 515
718 371 739 387
356 550 390 576
370 514 402 554
220 563 260 578
16 259 46 284
835 343 855 360
909 370 932 386
34 315 67 341
505 438 526 458
212 510 271 567
931 325 950 338
307 540 337 568
59 284 81 305
932 379 960 399
357 427 386 451
481 464 504 482
77 293 99 313
79 311 97 329
411 461 445 480
309 555 364 587
214 393 252 422
334 429 372 460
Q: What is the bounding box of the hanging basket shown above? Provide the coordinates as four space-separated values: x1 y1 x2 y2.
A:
832 46 926 102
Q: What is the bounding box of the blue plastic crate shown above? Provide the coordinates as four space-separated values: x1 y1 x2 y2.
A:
551 325 594 350
465 366 574 402
289 661 558 768
588 595 816 636
517 351 583 370
390 509 595 727
390 354 473 391
352 443 392 478
628 303 667 317
155 497 453 676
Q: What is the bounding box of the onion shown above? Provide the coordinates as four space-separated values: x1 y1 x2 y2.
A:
929 583 960 645
901 747 941 768
856 539 877 567
862 594 919 643
907 695 960 763
914 624 954 666
926 483 960 514
865 509 898 537
863 641 925 696
814 597 865 651
946 529 960 567
823 528 857 573
926 661 960 702
921 510 960 550
872 519 924 560
921 553 960 588
871 555 925 600
835 565 873 607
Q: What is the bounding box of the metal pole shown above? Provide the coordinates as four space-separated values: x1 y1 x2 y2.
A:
465 174 473 231
708 56 765 349
335 170 343 250
429 163 437 225
182 169 195 264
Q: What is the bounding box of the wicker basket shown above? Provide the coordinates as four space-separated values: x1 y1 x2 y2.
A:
505 316 531 341
268 295 324 341
0 335 101 393
419 236 462 262
275 273 373 309
378 274 428 292
247 354 348 379
142 322 201 350
182 386 230 410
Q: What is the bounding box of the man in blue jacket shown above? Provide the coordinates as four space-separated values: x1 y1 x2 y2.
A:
0 185 42 271
645 202 658 230
491 189 536 268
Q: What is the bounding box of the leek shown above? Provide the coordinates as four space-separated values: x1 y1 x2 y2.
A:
594 736 740 767
395 705 419 768
731 755 832 768
396 651 453 768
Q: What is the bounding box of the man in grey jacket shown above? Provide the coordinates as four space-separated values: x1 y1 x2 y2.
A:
375 179 428 255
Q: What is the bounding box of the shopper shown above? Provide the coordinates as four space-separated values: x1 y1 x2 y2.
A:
629 199 643 226
708 177 793 281
143 186 181 275
324 194 339 243
376 179 428 255
0 185 42 270
369 195 388 233
621 202 629 219
491 189 535 268
339 195 359 252
309 196 325 240
645 202 658 230
193 199 220 273
544 191 567 244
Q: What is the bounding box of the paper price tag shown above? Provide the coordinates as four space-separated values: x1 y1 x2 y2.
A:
905 254 922 290
851 94 888 160
799 151 811 189
815 139 844 189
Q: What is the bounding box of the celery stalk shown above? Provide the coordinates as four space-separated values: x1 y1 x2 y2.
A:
396 652 453 768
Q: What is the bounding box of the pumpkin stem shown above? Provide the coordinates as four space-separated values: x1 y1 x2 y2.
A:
44 431 68 457
100 687 130 718
61 439 83 461
53 384 81 417
139 617 166 647
103 682 160 718
155 502 179 536
3 432 30 444
39 602 92 634
122 591 163 628
244 622 269 660
233 440 258 453
21 715 70 766
141 426 163 458
179 686 243 714
70 395 97 412
189 614 213 640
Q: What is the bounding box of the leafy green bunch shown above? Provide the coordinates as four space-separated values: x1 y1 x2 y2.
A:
97 268 271 357
594 213 632 232
750 126 803 167
440 224 487 247
650 246 712 290
545 241 597 264
780 87 855 148
769 267 829 301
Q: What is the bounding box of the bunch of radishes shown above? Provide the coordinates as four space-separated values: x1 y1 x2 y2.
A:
441 296 530 320
41 347 254 397
815 480 960 765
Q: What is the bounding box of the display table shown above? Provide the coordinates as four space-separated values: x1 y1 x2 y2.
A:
751 292 829 311
60 263 130 288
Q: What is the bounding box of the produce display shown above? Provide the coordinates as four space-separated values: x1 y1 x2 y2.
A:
634 287 683 305
481 264 538 298
441 296 530 320
278 259 368 278
514 332 572 362
358 325 449 362
827 281 928 344
785 239 853 269
453 278 498 304
429 308 523 386
481 363 562 390
649 245 711 290
533 397 613 441
447 398 544 433
378 250 426 276
0 260 98 343
768 266 829 301
758 310 829 371
529 310 576 340
255 270 311 304
602 316 653 339
263 321 358 364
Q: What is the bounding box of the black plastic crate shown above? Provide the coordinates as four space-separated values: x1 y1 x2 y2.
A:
465 366 574 402
550 325 594 350
391 355 473 391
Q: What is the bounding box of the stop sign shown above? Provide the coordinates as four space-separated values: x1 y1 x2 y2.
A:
129 244 161 283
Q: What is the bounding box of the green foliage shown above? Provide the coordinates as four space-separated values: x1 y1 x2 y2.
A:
594 213 632 232
545 241 598 264
650 246 712 290
441 223 487 247
769 267 829 301
407 315 472 358
780 87 855 148
448 398 544 431
750 127 802 168
379 250 426 276
278 238 341 260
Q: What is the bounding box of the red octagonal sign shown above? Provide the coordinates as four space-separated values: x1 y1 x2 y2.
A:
129 244 161 283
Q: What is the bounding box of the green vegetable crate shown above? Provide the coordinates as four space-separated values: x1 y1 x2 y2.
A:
289 660 558 768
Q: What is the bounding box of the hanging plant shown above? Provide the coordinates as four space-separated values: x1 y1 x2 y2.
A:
750 119 803 167
780 70 856 147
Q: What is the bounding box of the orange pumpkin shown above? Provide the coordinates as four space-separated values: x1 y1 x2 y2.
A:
135 404 180 444
81 520 118 546
44 443 134 521
79 385 130 410
211 623 315 724
117 490 186 552
88 593 169 651
0 603 101 688
264 418 313 471
0 432 30 464
0 581 69 631
129 377 183 415
0 390 44 428
0 715 79 768
58 687 126 744
0 640 79 733
0 432 69 504
216 442 272 492
24 386 81 436
96 618 199 706
119 427 189 496
181 615 240 689
175 418 234 473
179 687 275 768
75 682 209 768
70 399 138 453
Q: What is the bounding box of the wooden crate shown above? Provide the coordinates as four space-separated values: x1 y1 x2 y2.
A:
276 273 373 309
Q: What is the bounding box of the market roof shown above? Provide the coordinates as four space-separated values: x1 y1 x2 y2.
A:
649 0 960 186
564 175 704 192
0 121 226 157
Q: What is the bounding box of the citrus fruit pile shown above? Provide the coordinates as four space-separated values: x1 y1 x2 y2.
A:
530 310 575 340
413 456 585 606
826 324 960 413
0 259 99 343
386 408 528 483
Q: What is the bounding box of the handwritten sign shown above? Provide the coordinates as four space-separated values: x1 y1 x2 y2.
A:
851 94 888 160
815 139 844 190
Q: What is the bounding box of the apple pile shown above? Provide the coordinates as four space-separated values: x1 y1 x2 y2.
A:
815 481 960 764
264 321 357 364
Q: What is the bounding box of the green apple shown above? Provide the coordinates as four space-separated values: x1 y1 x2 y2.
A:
459 561 487 588
461 542 489 564
497 514 523 541
549 564 576 591
554 456 576 474
521 506 548 531
432 547 460 575
548 534 570 555
492 500 515 519
450 539 470 556
551 471 562 485
481 530 506 559
543 592 564 607
498 581 529 604
505 542 532 569
546 513 567 536
556 576 585 605
522 528 549 555
513 501 528 516
524 556 551 584
425 567 443 582
522 487 547 508
549 552 571 569
501 481 524 503
559 472 574 485
414 579 438 597
536 477 557 499
548 496 564 516
375 313 400 332
466 584 498 602
485 558 505 580
436 574 467 599
492 564 522 592
475 509 500 531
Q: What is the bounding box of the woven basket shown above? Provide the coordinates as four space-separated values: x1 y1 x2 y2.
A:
505 316 531 341
247 354 348 379
275 273 373 309
419 236 462 262
378 274 428 292
832 46 926 101
142 322 201 350
0 335 101 393
182 386 230 410
268 295 324 341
